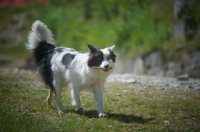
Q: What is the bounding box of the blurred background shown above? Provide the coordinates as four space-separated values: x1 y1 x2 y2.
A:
0 0 200 78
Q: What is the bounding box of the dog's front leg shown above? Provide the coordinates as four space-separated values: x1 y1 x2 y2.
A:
94 84 106 117
71 86 82 112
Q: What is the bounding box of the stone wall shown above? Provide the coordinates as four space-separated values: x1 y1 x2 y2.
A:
113 50 200 78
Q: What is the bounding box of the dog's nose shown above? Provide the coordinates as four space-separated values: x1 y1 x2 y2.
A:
104 64 109 68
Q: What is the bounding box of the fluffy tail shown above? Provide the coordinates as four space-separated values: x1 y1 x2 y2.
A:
26 20 55 90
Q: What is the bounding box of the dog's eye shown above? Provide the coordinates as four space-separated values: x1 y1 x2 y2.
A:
108 55 113 60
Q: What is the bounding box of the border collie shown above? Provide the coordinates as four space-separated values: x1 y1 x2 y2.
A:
26 20 116 117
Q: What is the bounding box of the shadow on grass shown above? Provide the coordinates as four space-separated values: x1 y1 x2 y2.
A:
108 113 154 124
75 110 154 124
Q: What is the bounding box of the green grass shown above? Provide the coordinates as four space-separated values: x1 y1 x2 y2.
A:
0 69 200 131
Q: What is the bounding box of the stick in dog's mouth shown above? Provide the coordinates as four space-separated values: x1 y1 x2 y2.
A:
92 66 112 72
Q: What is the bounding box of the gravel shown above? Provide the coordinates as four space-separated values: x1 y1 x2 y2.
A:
1 68 200 93
107 73 200 92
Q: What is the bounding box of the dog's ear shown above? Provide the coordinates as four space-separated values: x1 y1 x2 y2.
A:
110 45 115 50
87 44 97 53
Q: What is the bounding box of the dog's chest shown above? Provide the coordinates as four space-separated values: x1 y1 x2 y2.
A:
85 71 108 84
90 76 102 83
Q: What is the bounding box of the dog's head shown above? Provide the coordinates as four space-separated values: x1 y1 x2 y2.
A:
87 44 116 72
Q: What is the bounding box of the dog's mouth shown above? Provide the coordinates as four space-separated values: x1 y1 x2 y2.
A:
93 66 112 72
103 68 109 72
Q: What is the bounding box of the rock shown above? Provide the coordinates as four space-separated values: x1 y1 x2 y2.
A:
112 50 200 78
144 51 165 76
182 54 191 67
144 51 163 68
161 87 166 90
113 54 144 75
116 93 120 96
174 19 185 41
108 125 112 128
13 83 18 87
177 74 188 81
164 120 170 126
173 0 183 19
125 78 136 84
132 56 144 75
165 61 182 77
0 58 12 66
144 86 148 89
187 51 200 78
123 90 127 93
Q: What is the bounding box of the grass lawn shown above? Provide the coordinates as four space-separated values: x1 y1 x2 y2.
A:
0 69 200 131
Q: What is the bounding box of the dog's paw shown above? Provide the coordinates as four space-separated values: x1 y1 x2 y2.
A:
75 107 83 113
58 111 65 117
46 101 51 105
58 109 67 115
98 113 107 118
46 99 52 105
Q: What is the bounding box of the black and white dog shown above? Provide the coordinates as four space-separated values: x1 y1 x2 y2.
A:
26 20 116 117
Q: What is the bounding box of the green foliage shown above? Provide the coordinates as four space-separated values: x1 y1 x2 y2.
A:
0 0 199 58
36 0 174 54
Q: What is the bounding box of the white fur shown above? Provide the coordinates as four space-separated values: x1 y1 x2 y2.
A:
28 20 116 117
48 48 115 117
26 20 55 50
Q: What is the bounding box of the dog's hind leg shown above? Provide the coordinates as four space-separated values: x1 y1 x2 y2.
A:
55 87 67 113
53 74 67 114
46 89 54 105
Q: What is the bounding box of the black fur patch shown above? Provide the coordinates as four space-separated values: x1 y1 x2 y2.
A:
87 49 104 67
108 49 117 63
55 47 64 53
62 53 76 68
31 41 55 91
